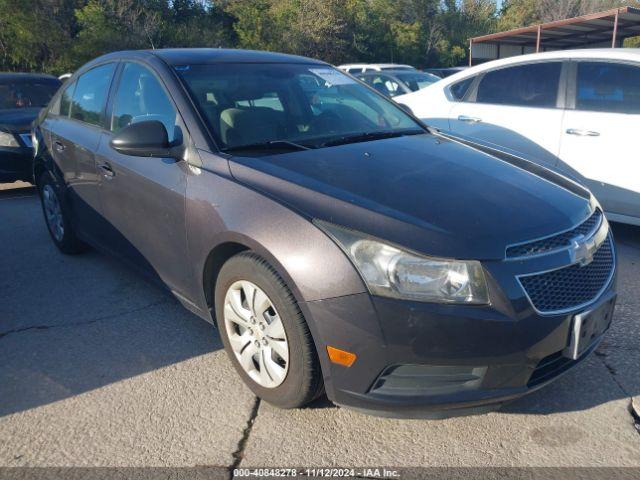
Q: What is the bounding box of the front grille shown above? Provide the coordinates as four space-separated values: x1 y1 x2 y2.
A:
506 209 602 258
519 235 614 313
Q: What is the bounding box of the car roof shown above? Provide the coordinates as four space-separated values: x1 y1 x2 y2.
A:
468 48 640 72
0 72 60 83
153 48 327 65
83 48 328 69
436 48 640 85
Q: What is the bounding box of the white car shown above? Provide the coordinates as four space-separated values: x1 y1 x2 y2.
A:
397 49 640 226
338 63 415 74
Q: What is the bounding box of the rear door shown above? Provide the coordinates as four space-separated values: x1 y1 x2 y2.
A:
44 80 76 179
95 61 191 292
47 63 117 240
559 61 640 221
448 61 565 167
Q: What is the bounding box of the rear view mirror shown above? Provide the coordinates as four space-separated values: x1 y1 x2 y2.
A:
110 120 182 159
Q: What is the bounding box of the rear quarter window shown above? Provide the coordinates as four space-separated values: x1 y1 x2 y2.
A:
49 81 75 117
449 76 475 100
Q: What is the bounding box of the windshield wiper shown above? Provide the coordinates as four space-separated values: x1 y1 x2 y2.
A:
221 140 311 153
319 129 424 148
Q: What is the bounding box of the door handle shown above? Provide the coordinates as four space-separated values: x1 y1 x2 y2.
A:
566 128 600 137
53 140 65 152
98 162 115 177
458 115 482 123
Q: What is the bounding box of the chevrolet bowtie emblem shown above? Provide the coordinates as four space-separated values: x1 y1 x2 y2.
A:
570 234 597 266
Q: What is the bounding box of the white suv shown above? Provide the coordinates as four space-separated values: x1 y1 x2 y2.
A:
397 49 640 226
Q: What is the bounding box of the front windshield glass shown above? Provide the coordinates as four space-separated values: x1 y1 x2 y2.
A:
0 80 60 109
396 72 440 92
175 63 424 151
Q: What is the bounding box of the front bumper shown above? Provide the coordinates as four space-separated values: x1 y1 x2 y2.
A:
0 145 34 183
306 275 617 418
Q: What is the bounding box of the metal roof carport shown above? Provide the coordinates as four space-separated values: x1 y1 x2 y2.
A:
470 6 640 65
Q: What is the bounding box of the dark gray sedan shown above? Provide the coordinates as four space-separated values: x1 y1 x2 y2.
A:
32 49 616 417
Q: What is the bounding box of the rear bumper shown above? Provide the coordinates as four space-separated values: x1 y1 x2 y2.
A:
306 278 616 418
0 146 34 182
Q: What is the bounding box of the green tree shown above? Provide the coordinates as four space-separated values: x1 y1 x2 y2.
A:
0 0 81 73
164 0 235 48
72 0 167 65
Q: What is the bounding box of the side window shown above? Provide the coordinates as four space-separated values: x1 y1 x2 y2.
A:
450 76 474 101
476 62 561 108
50 81 75 117
111 62 178 142
576 62 640 114
70 64 115 127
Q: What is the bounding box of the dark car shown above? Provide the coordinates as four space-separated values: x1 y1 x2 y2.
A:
32 49 616 417
0 73 61 182
356 70 440 98
424 66 468 78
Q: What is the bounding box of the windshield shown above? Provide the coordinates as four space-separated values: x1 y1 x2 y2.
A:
0 79 60 109
396 72 440 92
176 63 424 152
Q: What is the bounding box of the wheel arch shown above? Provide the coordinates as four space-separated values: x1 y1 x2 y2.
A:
200 232 313 325
202 240 250 315
200 233 334 397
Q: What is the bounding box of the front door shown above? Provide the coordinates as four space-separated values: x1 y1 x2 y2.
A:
95 61 190 293
449 61 565 168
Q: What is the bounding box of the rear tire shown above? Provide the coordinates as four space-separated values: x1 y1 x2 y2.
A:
215 252 324 408
37 172 88 254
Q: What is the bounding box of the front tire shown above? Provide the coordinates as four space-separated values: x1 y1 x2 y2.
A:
37 172 87 254
215 252 323 408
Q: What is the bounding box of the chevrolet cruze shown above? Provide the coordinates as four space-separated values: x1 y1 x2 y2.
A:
32 49 617 417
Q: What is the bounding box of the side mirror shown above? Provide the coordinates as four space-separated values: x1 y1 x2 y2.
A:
110 120 182 158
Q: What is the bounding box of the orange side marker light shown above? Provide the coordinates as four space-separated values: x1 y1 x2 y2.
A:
327 346 357 367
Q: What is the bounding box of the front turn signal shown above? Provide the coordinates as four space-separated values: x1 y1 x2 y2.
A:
327 346 357 367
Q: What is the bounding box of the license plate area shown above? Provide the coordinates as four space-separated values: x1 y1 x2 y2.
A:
563 293 616 360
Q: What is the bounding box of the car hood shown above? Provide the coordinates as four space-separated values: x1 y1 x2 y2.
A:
0 108 40 132
227 133 593 260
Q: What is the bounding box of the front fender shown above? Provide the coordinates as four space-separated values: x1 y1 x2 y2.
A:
184 153 367 313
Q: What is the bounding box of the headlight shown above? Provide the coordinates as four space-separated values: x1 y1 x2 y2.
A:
316 221 489 304
0 131 19 147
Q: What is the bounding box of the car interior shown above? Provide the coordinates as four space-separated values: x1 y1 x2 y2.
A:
184 73 396 149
